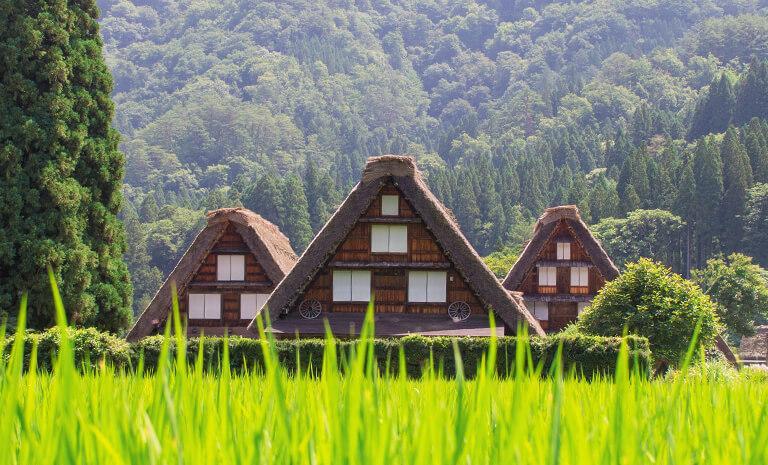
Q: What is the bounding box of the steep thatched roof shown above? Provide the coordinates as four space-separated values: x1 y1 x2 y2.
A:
250 155 544 336
739 326 768 362
502 205 620 290
126 208 297 341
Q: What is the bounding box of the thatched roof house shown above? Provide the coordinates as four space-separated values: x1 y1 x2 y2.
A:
249 155 544 337
126 208 297 341
739 326 768 365
502 205 619 332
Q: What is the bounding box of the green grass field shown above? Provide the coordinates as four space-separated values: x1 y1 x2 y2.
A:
2 279 768 464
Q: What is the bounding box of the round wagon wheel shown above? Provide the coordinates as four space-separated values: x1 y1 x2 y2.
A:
299 299 322 319
448 301 471 322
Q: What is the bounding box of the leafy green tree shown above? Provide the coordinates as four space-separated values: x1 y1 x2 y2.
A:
0 0 132 331
744 183 768 267
578 258 721 365
720 127 753 252
693 254 768 339
592 210 686 273
483 247 519 279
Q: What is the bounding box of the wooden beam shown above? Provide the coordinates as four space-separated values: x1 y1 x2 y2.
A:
522 294 594 302
188 281 273 290
211 247 252 254
328 261 452 269
357 217 423 224
535 260 595 268
268 312 504 337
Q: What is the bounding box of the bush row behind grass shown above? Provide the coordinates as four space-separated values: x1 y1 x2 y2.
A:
2 326 651 378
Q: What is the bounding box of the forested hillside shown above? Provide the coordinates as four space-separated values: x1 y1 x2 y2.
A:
97 0 768 313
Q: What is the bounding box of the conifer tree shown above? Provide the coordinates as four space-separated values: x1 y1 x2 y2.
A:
280 175 314 252
743 118 768 183
632 104 653 146
744 183 768 267
693 138 724 263
139 193 160 223
0 0 132 330
720 127 753 252
688 74 736 139
674 159 697 276
735 59 768 125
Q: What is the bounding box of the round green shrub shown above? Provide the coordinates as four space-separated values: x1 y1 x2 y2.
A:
577 258 721 365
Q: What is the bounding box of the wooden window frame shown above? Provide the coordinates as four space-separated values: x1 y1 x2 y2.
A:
188 293 222 320
381 195 400 216
371 224 408 254
408 271 447 303
240 293 270 319
217 254 245 281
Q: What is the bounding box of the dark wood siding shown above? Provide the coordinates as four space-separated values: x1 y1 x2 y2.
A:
292 182 485 317
169 223 276 332
515 219 611 333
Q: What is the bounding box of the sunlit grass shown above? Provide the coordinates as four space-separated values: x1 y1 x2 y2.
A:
1 272 768 464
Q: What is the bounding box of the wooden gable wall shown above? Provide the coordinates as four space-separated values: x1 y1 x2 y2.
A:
295 183 485 316
174 223 275 330
516 220 606 295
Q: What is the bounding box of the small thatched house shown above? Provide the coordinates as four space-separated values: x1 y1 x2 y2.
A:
739 326 768 365
249 155 544 337
126 208 297 341
502 205 619 332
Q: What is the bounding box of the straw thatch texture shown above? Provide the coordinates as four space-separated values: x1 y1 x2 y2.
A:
126 208 297 341
502 205 620 290
250 155 544 336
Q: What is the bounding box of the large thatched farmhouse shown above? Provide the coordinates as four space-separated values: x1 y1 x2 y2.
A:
502 206 620 332
126 208 297 341
249 155 544 338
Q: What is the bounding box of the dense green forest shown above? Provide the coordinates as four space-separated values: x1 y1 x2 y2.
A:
97 0 768 314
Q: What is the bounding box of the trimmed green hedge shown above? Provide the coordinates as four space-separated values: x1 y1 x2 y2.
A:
3 327 651 378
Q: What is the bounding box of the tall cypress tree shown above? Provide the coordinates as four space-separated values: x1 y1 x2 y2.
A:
735 59 768 125
720 127 753 252
693 138 724 263
688 74 736 140
743 118 768 184
280 175 313 252
0 0 132 331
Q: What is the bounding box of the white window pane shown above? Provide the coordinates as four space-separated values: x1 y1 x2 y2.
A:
540 266 556 286
408 271 428 302
204 294 221 319
333 270 352 302
388 225 408 253
189 294 205 319
240 294 258 319
217 255 231 281
581 267 589 286
351 270 371 302
538 267 548 286
534 302 549 320
427 271 447 303
256 293 270 312
570 267 579 285
381 195 399 216
230 255 245 281
371 225 389 253
557 242 570 260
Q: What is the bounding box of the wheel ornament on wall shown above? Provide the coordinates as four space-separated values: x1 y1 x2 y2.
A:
448 301 471 322
298 299 322 319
